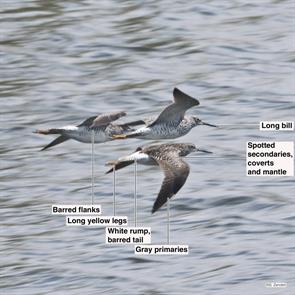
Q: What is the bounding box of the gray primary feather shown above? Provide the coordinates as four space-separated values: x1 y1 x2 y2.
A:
143 144 192 213
77 116 98 127
152 159 189 213
90 111 126 127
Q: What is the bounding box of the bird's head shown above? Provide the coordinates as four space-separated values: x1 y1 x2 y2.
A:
186 144 212 154
135 147 143 153
179 144 197 156
186 144 197 153
180 143 212 156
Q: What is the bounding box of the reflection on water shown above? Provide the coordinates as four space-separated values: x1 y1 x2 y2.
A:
1 0 294 294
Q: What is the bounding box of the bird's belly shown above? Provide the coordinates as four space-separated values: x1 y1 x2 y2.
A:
66 129 110 143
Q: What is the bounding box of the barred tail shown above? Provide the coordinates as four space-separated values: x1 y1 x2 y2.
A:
34 128 63 135
105 160 134 174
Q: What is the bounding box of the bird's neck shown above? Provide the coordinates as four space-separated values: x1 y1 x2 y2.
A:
183 116 197 128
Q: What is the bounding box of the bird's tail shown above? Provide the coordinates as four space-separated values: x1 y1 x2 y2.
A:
34 128 63 135
105 160 134 173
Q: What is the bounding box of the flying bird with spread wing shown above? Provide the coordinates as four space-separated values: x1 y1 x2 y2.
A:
112 88 216 140
106 143 212 213
34 111 139 151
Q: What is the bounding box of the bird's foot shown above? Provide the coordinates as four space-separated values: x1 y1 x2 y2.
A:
112 134 128 139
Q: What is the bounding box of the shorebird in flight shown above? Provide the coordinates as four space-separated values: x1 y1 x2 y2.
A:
112 88 216 140
106 143 211 213
35 111 137 151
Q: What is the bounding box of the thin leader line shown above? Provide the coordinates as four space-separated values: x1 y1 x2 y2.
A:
113 166 116 216
187 156 246 159
134 159 138 226
214 123 259 126
167 198 170 245
91 130 95 205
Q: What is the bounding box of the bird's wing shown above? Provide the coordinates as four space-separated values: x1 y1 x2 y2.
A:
147 88 199 127
77 116 98 127
41 135 70 151
91 111 127 127
173 87 200 108
118 116 155 128
146 150 190 213
78 112 126 128
118 119 146 128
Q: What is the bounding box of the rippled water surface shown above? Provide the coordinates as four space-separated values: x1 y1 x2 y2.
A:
1 0 294 294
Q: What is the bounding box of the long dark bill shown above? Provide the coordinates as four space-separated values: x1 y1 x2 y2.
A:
197 148 213 154
201 121 217 127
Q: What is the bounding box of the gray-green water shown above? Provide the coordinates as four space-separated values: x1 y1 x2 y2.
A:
1 1 294 294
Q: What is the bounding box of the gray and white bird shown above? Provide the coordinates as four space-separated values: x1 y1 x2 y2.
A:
112 88 216 140
35 111 138 151
106 143 211 213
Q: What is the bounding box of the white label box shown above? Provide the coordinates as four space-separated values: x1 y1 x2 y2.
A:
66 216 128 226
134 245 189 255
105 227 151 244
52 204 101 215
247 141 294 176
260 121 294 131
